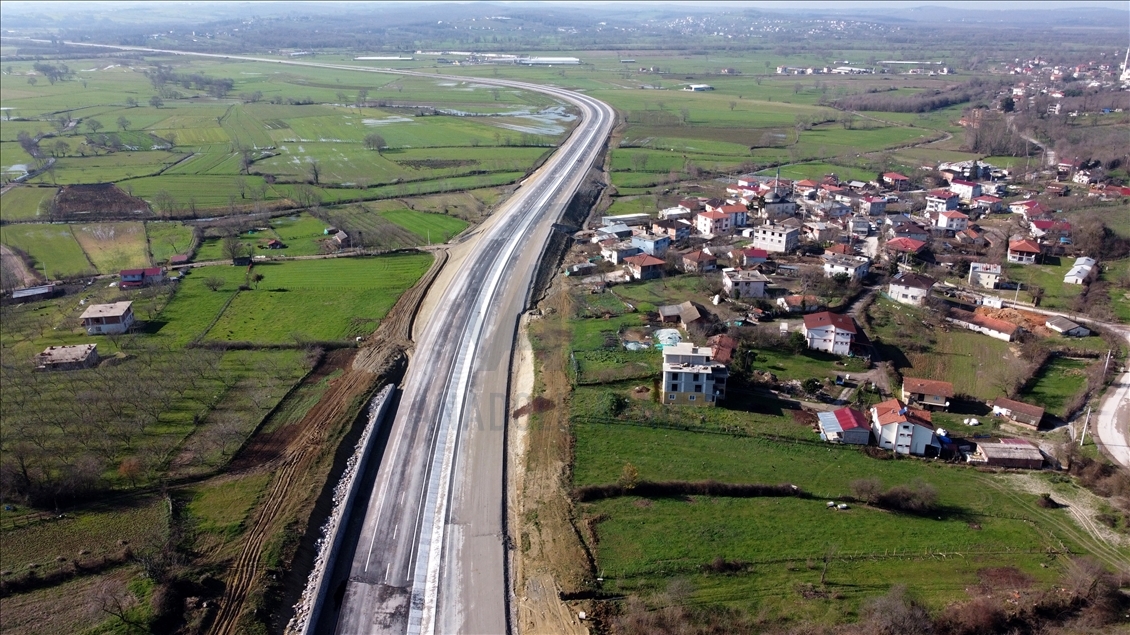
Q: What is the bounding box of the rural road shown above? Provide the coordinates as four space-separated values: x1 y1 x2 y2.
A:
16 38 617 634
1001 301 1130 469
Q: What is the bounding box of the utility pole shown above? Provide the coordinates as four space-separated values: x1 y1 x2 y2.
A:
1079 406 1091 446
1103 348 1112 378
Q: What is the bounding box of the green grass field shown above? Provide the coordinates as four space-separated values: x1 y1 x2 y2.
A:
0 186 57 221
1021 357 1091 418
203 254 432 343
379 209 468 243
187 473 271 542
145 221 195 263
0 223 94 278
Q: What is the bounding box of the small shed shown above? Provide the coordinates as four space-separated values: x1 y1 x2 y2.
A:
35 344 99 371
971 439 1043 469
991 397 1045 429
1045 316 1090 337
817 408 872 445
657 304 681 323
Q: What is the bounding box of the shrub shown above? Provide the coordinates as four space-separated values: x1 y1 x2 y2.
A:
850 477 883 503
875 480 938 514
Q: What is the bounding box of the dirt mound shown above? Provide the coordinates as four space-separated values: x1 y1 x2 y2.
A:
54 183 151 220
975 306 1053 337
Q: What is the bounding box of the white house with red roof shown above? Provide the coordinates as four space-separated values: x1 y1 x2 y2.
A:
882 172 910 191
817 407 872 445
925 190 959 213
1008 238 1042 264
935 210 969 232
948 179 982 201
870 398 940 456
695 211 731 236
717 203 748 227
739 247 768 266
802 311 858 355
972 195 1003 213
624 254 666 280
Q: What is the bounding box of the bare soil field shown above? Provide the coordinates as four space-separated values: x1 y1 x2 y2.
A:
54 183 152 220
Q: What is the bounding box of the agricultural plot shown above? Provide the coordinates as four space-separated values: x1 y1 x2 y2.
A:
145 221 195 263
42 151 185 185
379 209 468 243
203 254 432 343
71 221 150 272
149 266 250 345
219 104 272 149
267 213 332 256
0 223 93 278
1021 357 1092 419
126 174 284 209
0 186 57 221
186 473 271 552
1004 261 1083 310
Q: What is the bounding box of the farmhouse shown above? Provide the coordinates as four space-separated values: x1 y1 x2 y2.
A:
80 301 135 335
887 272 935 306
1045 316 1090 337
652 219 691 241
885 237 926 258
992 397 1045 429
802 311 858 356
601 241 641 264
119 267 166 289
721 268 768 298
817 407 872 445
882 172 911 190
1007 239 1042 264
870 398 940 457
739 247 768 266
901 377 954 411
968 262 1001 289
661 342 728 405
35 344 99 371
969 439 1044 469
682 250 717 273
776 294 823 314
935 210 969 232
624 254 666 280
946 309 1018 341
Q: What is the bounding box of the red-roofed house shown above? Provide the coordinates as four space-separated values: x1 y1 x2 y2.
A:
802 311 858 355
708 334 738 365
882 172 910 191
926 190 959 213
870 398 940 456
682 250 717 273
718 203 748 227
1029 219 1072 241
794 179 819 196
946 309 1020 341
859 195 887 215
1008 239 1042 264
740 247 768 266
119 267 166 288
973 195 1003 213
948 179 982 201
624 254 666 280
935 210 969 232
885 237 926 256
817 407 872 445
695 211 731 236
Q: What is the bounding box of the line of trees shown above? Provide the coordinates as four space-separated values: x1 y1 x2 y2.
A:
144 65 235 99
833 77 1006 113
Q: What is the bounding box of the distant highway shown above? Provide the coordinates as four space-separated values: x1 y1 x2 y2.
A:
16 38 615 634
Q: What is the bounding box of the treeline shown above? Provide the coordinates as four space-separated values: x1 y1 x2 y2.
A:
31 62 74 84
833 78 1005 113
574 480 805 502
144 65 235 99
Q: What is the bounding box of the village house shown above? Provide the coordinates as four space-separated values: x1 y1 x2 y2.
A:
676 301 706 330
682 250 717 273
661 342 728 405
946 308 1019 341
721 268 768 299
955 227 987 247
80 301 135 335
708 334 738 364
1045 316 1090 337
794 179 819 196
822 254 870 280
695 211 731 236
948 179 982 201
858 196 887 215
659 206 693 221
593 223 634 242
752 191 798 222
35 344 99 371
601 240 642 264
602 212 652 227
991 398 1045 429
882 172 911 191
888 222 930 242
968 262 1001 289
888 272 935 306
1029 219 1072 242
802 311 858 355
631 233 671 257
885 237 927 259
972 195 1003 213
901 377 954 411
119 267 166 289
818 407 872 445
624 254 666 281
718 203 749 227
925 190 959 213
969 439 1044 469
752 224 799 254
1007 239 1042 264
652 219 691 242
804 221 837 243
776 294 824 314
935 210 969 232
739 247 768 266
333 230 350 248
847 217 871 237
870 398 940 457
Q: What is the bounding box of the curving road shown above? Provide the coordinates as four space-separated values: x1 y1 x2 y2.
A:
16 38 616 633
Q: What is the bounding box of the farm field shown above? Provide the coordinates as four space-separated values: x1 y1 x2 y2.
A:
0 223 93 278
1021 357 1091 419
144 220 195 263
0 186 57 221
379 209 468 243
203 254 432 343
187 472 271 552
70 221 150 272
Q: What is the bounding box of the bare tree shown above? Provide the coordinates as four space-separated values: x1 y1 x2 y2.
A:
116 116 131 131
307 159 321 184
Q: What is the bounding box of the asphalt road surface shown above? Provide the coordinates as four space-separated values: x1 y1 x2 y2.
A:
326 85 613 634
16 38 616 633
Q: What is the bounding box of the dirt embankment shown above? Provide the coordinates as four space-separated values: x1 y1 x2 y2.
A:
976 306 1055 338
510 279 592 635
208 250 447 635
0 244 42 289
